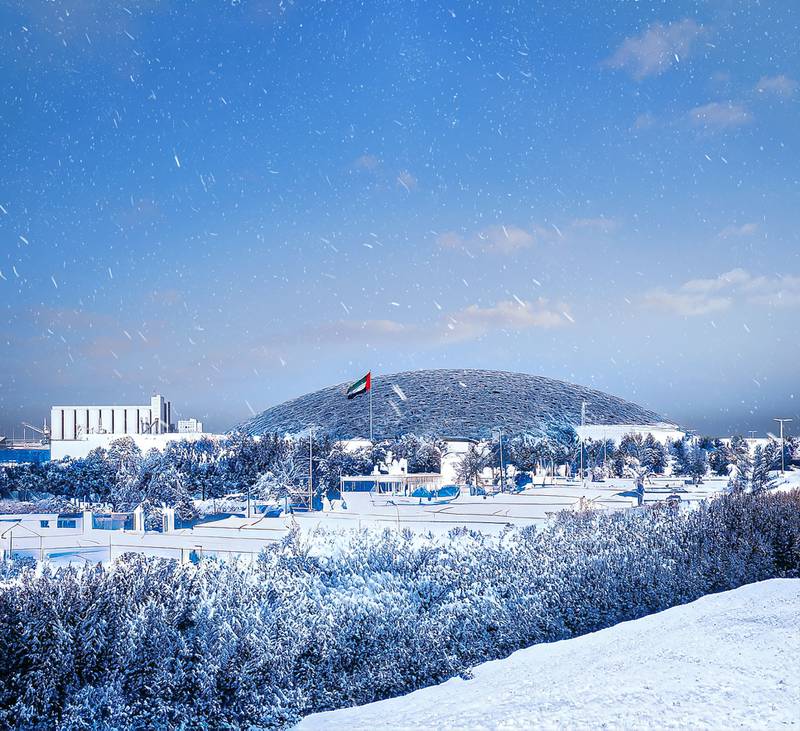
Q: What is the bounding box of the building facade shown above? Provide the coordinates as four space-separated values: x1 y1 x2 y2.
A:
50 395 172 441
177 418 204 434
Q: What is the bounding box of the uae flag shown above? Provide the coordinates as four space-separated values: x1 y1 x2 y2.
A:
346 371 371 399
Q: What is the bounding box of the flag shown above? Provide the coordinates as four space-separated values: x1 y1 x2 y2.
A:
346 371 371 399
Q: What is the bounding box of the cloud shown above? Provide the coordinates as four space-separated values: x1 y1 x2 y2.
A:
689 102 751 130
436 224 535 254
267 318 423 349
570 217 620 234
444 298 573 341
681 268 752 294
249 297 574 355
755 74 797 97
604 19 704 80
633 112 658 130
353 154 380 170
718 222 758 239
326 318 420 342
338 298 574 346
643 269 800 316
643 290 732 316
478 225 535 253
435 231 464 249
437 218 619 255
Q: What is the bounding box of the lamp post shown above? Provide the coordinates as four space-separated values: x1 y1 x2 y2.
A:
308 425 314 511
579 401 589 481
774 418 792 475
492 428 505 493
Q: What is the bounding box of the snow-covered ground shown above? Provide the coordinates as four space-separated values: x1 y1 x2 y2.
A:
0 475 762 564
297 579 800 731
773 468 800 493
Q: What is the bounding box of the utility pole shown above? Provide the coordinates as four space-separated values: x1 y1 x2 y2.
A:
308 425 314 511
580 401 589 481
774 418 792 475
493 428 505 493
499 428 505 493
369 373 373 443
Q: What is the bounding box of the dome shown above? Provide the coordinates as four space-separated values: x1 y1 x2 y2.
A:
235 369 668 441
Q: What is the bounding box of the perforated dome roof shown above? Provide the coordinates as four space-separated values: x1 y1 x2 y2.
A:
236 368 667 441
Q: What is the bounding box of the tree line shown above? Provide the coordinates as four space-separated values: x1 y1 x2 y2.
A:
460 430 795 490
0 433 445 522
0 429 795 519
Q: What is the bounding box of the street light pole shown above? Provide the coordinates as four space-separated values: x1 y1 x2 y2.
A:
309 425 314 511
774 418 792 475
493 427 505 493
498 428 505 493
580 401 589 481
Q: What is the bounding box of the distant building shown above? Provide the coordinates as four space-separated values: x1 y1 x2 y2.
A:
575 423 685 445
177 418 204 434
237 368 679 442
51 395 172 441
50 395 179 460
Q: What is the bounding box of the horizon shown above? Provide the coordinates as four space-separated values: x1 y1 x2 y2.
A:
9 365 797 441
1 1 798 439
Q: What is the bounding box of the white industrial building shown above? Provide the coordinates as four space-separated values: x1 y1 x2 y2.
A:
50 395 188 460
177 418 204 434
51 395 172 441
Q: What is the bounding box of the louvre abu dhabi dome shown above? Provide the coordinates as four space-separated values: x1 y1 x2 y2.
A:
237 369 668 441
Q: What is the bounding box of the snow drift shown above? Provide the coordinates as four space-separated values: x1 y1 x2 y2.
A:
298 579 800 730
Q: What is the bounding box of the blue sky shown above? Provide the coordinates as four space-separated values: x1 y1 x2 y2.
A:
1 0 798 437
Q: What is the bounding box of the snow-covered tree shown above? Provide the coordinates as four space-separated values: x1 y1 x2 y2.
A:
750 446 774 493
685 443 709 484
727 436 752 492
456 443 489 486
254 450 305 502
707 438 731 476
0 489 798 729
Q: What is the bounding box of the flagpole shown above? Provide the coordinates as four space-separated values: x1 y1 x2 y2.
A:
369 373 373 442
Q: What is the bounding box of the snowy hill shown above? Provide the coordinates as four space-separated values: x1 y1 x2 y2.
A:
238 368 668 440
296 579 800 730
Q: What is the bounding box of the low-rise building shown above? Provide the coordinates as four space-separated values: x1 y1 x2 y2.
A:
177 418 204 433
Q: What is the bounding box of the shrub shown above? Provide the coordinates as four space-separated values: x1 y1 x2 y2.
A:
0 490 798 730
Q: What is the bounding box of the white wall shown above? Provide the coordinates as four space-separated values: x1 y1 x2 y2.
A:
575 423 685 445
63 408 76 440
50 432 221 460
178 418 204 433
50 394 172 442
441 439 472 483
